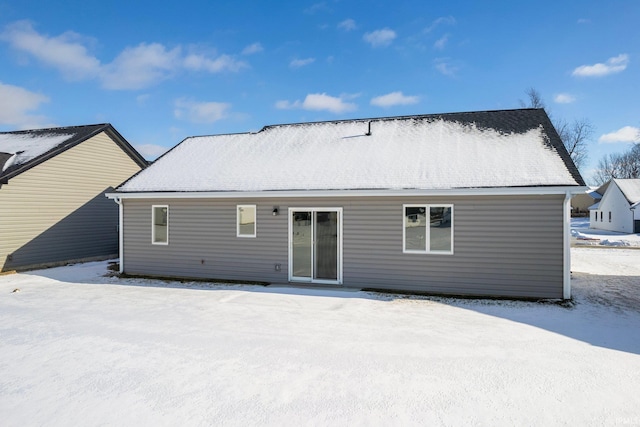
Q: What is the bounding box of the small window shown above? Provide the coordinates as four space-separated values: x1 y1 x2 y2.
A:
403 204 453 254
600 211 603 222
152 205 168 244
609 211 612 222
237 205 256 237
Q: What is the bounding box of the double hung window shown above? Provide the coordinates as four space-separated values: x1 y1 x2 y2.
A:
403 204 453 254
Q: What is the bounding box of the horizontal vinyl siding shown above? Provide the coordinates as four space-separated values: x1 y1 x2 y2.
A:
123 199 289 282
0 132 143 271
122 195 565 299
343 196 563 298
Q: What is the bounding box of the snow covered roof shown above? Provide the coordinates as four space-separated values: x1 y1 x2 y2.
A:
0 132 75 173
118 109 585 193
614 179 640 205
0 124 147 182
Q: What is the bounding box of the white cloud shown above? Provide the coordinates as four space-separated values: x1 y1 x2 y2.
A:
434 58 458 76
101 43 181 90
242 42 263 55
184 53 248 73
134 143 169 160
554 93 576 104
303 93 356 113
424 16 456 33
434 34 449 50
363 28 396 48
275 93 356 114
290 57 315 68
1 21 248 91
0 20 100 80
0 81 51 128
304 2 329 14
136 94 151 106
174 98 231 123
338 19 357 31
370 91 419 108
274 100 301 110
598 126 640 143
572 54 629 77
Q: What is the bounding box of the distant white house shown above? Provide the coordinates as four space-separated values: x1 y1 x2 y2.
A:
589 179 640 233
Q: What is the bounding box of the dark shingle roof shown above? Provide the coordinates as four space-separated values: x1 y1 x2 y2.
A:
418 108 585 186
0 123 148 183
262 108 584 186
118 108 586 193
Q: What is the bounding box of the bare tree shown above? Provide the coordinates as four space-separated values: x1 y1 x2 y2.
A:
592 143 640 185
519 87 546 109
519 88 592 171
553 118 593 171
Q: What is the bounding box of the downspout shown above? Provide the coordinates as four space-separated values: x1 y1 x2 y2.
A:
114 197 124 274
563 191 572 300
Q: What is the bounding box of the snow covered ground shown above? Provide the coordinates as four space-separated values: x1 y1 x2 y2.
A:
572 217 640 246
1 248 640 426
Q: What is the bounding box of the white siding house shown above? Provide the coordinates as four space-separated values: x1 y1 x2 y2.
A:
589 179 640 233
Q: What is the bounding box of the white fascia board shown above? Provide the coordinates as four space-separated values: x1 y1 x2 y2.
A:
106 186 588 200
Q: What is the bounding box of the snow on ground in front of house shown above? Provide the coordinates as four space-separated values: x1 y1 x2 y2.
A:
571 216 640 246
1 249 640 426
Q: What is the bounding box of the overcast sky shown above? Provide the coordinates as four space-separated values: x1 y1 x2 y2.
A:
0 0 638 184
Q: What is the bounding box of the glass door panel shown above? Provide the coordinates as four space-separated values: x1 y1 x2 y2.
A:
292 211 312 278
314 211 338 280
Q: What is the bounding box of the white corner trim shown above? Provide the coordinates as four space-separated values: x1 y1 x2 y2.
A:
109 197 125 274
563 191 572 300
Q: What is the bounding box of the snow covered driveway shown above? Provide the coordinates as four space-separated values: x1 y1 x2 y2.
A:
1 249 640 426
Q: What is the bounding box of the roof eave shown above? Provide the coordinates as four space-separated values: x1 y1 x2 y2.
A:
107 185 588 200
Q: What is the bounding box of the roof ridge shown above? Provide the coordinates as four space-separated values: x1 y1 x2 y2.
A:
263 107 545 129
187 108 547 139
0 123 110 135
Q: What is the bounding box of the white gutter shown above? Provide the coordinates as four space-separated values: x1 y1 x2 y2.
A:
106 186 588 200
563 191 572 300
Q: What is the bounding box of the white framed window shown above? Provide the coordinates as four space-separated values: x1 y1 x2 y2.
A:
237 205 256 238
152 205 168 245
403 204 453 254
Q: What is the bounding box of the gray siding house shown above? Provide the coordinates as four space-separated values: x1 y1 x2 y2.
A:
1 124 147 271
108 109 586 299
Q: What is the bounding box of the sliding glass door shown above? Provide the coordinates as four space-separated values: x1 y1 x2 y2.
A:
289 208 342 284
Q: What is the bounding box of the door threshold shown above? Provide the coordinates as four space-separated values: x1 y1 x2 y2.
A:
270 283 361 292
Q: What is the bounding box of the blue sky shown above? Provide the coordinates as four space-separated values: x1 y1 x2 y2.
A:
0 0 638 184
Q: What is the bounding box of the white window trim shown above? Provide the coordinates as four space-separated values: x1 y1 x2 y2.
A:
152 205 169 245
237 204 257 238
402 204 454 255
